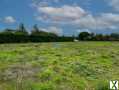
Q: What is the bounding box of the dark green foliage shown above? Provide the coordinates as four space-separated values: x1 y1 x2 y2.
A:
1 24 119 43
110 33 119 40
78 32 91 40
0 24 74 43
78 31 119 41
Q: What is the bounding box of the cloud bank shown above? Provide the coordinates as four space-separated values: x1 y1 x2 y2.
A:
33 3 119 31
0 16 16 24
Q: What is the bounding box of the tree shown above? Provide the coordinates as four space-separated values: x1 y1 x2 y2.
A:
31 24 49 36
95 34 104 41
78 32 91 40
31 24 40 36
30 24 58 42
110 33 119 40
13 23 29 42
15 23 28 35
0 28 18 43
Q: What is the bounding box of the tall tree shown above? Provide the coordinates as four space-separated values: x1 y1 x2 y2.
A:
15 23 28 35
31 24 40 36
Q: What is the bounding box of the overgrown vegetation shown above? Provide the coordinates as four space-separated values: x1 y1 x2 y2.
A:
0 42 119 90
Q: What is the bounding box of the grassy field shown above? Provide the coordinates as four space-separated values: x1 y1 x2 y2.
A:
0 42 119 90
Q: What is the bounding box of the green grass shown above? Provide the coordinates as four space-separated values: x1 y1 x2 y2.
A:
0 42 119 90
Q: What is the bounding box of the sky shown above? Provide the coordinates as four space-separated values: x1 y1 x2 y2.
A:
0 0 119 36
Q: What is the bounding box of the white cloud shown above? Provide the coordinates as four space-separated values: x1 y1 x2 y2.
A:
39 26 63 35
3 16 16 24
31 0 61 7
73 13 119 30
77 29 91 33
95 13 119 29
37 5 86 21
33 1 119 31
107 0 119 11
72 14 97 29
48 26 63 35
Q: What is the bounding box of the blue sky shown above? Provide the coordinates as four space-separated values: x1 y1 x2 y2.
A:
0 0 119 36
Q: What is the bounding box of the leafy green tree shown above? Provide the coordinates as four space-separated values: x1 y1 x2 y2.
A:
78 32 91 40
30 24 58 42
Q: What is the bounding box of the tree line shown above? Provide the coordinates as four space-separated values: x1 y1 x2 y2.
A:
78 32 119 41
0 23 73 43
0 24 119 43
